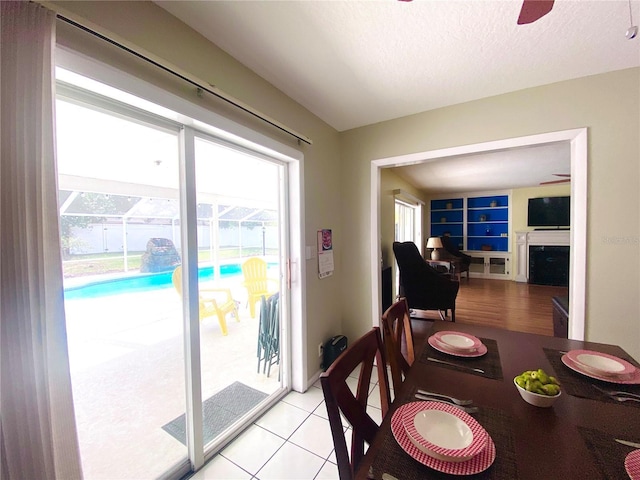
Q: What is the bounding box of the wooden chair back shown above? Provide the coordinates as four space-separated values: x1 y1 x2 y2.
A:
381 297 415 393
320 327 391 480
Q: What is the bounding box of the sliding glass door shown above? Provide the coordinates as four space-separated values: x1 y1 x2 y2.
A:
56 67 288 478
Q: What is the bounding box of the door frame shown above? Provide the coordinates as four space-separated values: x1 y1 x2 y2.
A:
370 128 587 340
56 46 307 477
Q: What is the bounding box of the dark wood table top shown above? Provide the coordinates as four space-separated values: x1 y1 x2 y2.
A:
355 322 640 480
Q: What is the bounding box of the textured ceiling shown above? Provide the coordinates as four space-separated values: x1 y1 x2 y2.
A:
155 0 638 193
157 0 640 132
393 142 571 194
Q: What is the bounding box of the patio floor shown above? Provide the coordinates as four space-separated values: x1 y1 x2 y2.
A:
64 274 281 479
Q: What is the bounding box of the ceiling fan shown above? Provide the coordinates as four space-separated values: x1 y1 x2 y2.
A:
540 173 570 185
398 0 556 24
517 0 555 25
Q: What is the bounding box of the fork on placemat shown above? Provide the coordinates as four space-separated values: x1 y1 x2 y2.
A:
592 384 640 400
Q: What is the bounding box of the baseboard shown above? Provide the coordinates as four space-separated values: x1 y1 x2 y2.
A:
304 368 323 392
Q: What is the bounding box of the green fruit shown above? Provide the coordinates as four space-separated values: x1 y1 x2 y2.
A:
516 368 561 396
537 369 550 384
526 379 543 393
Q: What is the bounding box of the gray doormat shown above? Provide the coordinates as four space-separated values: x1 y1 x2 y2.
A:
162 381 268 445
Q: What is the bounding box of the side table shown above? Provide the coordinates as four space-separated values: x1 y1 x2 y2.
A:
426 259 462 281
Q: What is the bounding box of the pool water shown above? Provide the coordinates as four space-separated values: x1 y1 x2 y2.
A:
64 263 267 300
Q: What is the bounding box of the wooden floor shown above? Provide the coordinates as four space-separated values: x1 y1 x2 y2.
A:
410 278 569 345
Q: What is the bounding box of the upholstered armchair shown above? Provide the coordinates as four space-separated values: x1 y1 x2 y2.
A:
392 241 459 322
439 235 471 280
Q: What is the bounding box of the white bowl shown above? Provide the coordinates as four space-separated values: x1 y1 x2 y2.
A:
574 353 625 377
514 378 561 408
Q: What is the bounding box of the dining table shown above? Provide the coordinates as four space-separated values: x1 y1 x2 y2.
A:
355 321 640 480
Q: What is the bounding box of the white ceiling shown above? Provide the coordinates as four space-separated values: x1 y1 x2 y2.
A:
393 141 571 193
155 0 639 192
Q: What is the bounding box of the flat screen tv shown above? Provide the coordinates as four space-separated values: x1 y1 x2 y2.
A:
528 196 570 228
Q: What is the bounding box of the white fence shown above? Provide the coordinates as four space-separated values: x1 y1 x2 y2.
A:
69 222 278 254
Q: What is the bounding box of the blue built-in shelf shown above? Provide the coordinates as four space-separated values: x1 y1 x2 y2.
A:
431 198 464 211
430 193 510 252
429 197 463 243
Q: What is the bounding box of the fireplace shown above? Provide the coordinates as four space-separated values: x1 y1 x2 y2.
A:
529 246 569 286
515 230 570 284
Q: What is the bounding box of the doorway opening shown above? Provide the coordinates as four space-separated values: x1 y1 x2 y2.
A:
370 128 587 340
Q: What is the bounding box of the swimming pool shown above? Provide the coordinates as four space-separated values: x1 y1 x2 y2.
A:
63 263 274 300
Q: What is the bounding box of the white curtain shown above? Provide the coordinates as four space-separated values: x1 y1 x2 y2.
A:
1 3 83 479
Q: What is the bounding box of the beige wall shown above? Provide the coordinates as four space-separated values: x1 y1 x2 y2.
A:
53 1 344 383
379 169 428 299
341 68 640 359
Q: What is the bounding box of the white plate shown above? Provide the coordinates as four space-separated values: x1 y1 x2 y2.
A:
566 349 635 377
408 410 473 461
391 403 495 475
400 401 487 462
428 335 488 358
561 354 640 385
433 331 482 352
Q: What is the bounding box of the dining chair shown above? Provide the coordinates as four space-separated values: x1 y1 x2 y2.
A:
172 266 239 336
257 292 280 378
241 257 279 318
381 297 415 393
320 327 391 480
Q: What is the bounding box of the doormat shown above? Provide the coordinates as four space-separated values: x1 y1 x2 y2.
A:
161 381 268 446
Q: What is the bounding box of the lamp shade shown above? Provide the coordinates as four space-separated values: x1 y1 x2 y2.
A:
426 237 443 249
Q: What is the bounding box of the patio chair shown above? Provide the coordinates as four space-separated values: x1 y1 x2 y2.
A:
381 297 415 393
257 292 280 378
320 327 391 480
171 266 239 336
241 258 279 318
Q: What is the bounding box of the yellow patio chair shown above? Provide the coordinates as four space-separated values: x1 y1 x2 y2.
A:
241 258 279 318
172 266 239 336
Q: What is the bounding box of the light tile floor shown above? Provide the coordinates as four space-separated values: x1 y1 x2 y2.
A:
190 367 392 480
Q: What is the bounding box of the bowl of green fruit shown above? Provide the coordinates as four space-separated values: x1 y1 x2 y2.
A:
514 369 561 407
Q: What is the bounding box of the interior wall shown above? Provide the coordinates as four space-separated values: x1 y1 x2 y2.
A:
379 169 428 299
51 1 343 385
340 67 640 360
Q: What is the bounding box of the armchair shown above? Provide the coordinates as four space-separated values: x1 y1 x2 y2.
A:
392 241 459 322
440 235 471 280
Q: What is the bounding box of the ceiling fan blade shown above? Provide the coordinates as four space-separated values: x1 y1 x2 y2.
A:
553 174 571 177
517 0 554 25
540 179 571 185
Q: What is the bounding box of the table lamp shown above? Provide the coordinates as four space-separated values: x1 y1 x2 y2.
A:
426 236 443 260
